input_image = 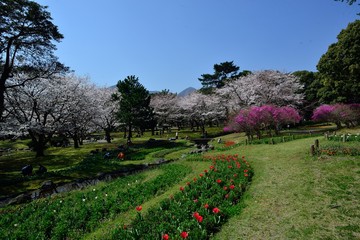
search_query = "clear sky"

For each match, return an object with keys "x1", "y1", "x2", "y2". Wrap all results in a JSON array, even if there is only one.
[{"x1": 34, "y1": 0, "x2": 359, "y2": 93}]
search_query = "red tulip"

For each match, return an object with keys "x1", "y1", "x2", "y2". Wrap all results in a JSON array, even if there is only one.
[
  {"x1": 180, "y1": 231, "x2": 188, "y2": 239},
  {"x1": 163, "y1": 234, "x2": 169, "y2": 240},
  {"x1": 213, "y1": 207, "x2": 220, "y2": 214},
  {"x1": 180, "y1": 186, "x2": 184, "y2": 191},
  {"x1": 117, "y1": 152, "x2": 125, "y2": 159},
  {"x1": 230, "y1": 185, "x2": 235, "y2": 190},
  {"x1": 136, "y1": 205, "x2": 142, "y2": 211},
  {"x1": 216, "y1": 179, "x2": 222, "y2": 184},
  {"x1": 204, "y1": 203, "x2": 209, "y2": 209}
]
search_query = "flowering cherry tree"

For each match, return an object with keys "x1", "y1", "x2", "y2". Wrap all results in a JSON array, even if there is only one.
[
  {"x1": 150, "y1": 91, "x2": 178, "y2": 127},
  {"x1": 59, "y1": 75, "x2": 99, "y2": 148},
  {"x1": 4, "y1": 76, "x2": 77, "y2": 156},
  {"x1": 177, "y1": 91, "x2": 226, "y2": 136},
  {"x1": 217, "y1": 70, "x2": 304, "y2": 114},
  {"x1": 92, "y1": 87, "x2": 119, "y2": 143}
]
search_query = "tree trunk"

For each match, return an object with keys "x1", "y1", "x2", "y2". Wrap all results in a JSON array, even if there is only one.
[
  {"x1": 73, "y1": 135, "x2": 80, "y2": 148},
  {"x1": 123, "y1": 127, "x2": 127, "y2": 139},
  {"x1": 256, "y1": 130, "x2": 261, "y2": 139},
  {"x1": 29, "y1": 131, "x2": 47, "y2": 157},
  {"x1": 0, "y1": 49, "x2": 12, "y2": 121},
  {"x1": 0, "y1": 83, "x2": 5, "y2": 121},
  {"x1": 201, "y1": 124, "x2": 206, "y2": 138},
  {"x1": 105, "y1": 129, "x2": 111, "y2": 143},
  {"x1": 34, "y1": 144, "x2": 45, "y2": 157},
  {"x1": 127, "y1": 123, "x2": 132, "y2": 142}
]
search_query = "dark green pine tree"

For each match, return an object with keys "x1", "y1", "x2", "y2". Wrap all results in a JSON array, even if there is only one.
[
  {"x1": 198, "y1": 61, "x2": 250, "y2": 94},
  {"x1": 113, "y1": 75, "x2": 155, "y2": 142}
]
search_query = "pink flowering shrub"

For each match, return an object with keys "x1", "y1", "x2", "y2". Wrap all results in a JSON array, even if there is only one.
[
  {"x1": 312, "y1": 104, "x2": 360, "y2": 128},
  {"x1": 225, "y1": 105, "x2": 301, "y2": 139}
]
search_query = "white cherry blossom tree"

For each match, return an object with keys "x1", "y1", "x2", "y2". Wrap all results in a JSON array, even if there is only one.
[
  {"x1": 216, "y1": 70, "x2": 304, "y2": 114},
  {"x1": 92, "y1": 87, "x2": 119, "y2": 143},
  {"x1": 4, "y1": 75, "x2": 76, "y2": 156}
]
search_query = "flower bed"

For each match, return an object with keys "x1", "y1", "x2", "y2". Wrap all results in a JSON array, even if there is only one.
[
  {"x1": 0, "y1": 164, "x2": 190, "y2": 240},
  {"x1": 111, "y1": 154, "x2": 253, "y2": 239},
  {"x1": 320, "y1": 142, "x2": 360, "y2": 156}
]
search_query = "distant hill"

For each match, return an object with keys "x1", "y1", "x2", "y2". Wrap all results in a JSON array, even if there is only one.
[
  {"x1": 178, "y1": 87, "x2": 196, "y2": 97},
  {"x1": 108, "y1": 85, "x2": 196, "y2": 97}
]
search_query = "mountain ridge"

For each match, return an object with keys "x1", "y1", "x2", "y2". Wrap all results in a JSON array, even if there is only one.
[{"x1": 109, "y1": 85, "x2": 196, "y2": 97}]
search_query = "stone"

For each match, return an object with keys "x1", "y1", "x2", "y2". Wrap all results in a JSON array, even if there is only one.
[
  {"x1": 40, "y1": 180, "x2": 55, "y2": 190},
  {"x1": 21, "y1": 165, "x2": 33, "y2": 176}
]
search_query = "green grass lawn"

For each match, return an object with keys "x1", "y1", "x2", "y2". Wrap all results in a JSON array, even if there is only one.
[
  {"x1": 213, "y1": 134, "x2": 360, "y2": 239},
  {"x1": 0, "y1": 127, "x2": 225, "y2": 198},
  {"x1": 0, "y1": 127, "x2": 359, "y2": 239}
]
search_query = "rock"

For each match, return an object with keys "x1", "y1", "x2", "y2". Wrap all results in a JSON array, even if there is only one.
[
  {"x1": 8, "y1": 194, "x2": 31, "y2": 205},
  {"x1": 40, "y1": 180, "x2": 55, "y2": 190},
  {"x1": 21, "y1": 165, "x2": 33, "y2": 176}
]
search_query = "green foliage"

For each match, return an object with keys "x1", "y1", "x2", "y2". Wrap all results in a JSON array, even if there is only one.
[
  {"x1": 317, "y1": 20, "x2": 360, "y2": 103},
  {"x1": 292, "y1": 70, "x2": 322, "y2": 119},
  {"x1": 198, "y1": 61, "x2": 250, "y2": 92},
  {"x1": 0, "y1": 0, "x2": 67, "y2": 118},
  {"x1": 113, "y1": 75, "x2": 155, "y2": 141}
]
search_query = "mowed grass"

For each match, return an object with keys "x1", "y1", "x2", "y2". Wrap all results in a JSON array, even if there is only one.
[{"x1": 213, "y1": 135, "x2": 360, "y2": 239}]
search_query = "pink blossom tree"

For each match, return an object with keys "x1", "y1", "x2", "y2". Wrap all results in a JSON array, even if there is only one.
[
  {"x1": 312, "y1": 104, "x2": 360, "y2": 128},
  {"x1": 225, "y1": 105, "x2": 301, "y2": 139}
]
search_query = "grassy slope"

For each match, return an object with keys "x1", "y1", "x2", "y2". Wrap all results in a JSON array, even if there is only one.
[{"x1": 213, "y1": 137, "x2": 360, "y2": 239}]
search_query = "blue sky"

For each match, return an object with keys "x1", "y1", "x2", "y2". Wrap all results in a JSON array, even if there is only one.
[{"x1": 34, "y1": 0, "x2": 359, "y2": 93}]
